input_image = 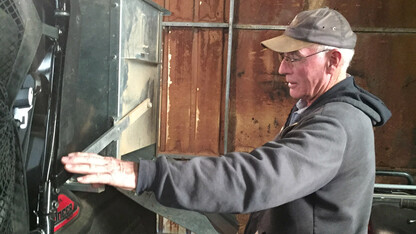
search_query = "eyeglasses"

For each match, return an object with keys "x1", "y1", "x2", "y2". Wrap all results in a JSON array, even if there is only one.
[{"x1": 278, "y1": 49, "x2": 331, "y2": 64}]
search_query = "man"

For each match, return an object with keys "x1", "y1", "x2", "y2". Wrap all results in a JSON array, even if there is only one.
[{"x1": 62, "y1": 7, "x2": 391, "y2": 233}]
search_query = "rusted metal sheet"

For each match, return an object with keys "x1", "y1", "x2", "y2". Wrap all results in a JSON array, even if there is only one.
[
  {"x1": 323, "y1": 0, "x2": 416, "y2": 28},
  {"x1": 235, "y1": 0, "x2": 416, "y2": 28},
  {"x1": 229, "y1": 29, "x2": 296, "y2": 152},
  {"x1": 236, "y1": 0, "x2": 304, "y2": 25},
  {"x1": 159, "y1": 0, "x2": 226, "y2": 22},
  {"x1": 159, "y1": 28, "x2": 225, "y2": 155},
  {"x1": 352, "y1": 33, "x2": 416, "y2": 170}
]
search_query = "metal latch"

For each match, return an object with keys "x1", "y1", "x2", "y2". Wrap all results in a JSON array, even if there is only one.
[{"x1": 13, "y1": 87, "x2": 34, "y2": 129}]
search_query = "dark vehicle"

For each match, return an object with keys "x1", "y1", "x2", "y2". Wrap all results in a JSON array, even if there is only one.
[
  {"x1": 1, "y1": 0, "x2": 71, "y2": 232},
  {"x1": 1, "y1": 0, "x2": 167, "y2": 233}
]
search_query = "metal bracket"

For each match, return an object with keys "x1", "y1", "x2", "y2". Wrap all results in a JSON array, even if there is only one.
[
  {"x1": 83, "y1": 98, "x2": 152, "y2": 153},
  {"x1": 64, "y1": 98, "x2": 152, "y2": 192},
  {"x1": 42, "y1": 23, "x2": 59, "y2": 39}
]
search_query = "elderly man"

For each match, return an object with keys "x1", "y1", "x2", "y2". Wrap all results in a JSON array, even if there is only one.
[{"x1": 62, "y1": 7, "x2": 391, "y2": 233}]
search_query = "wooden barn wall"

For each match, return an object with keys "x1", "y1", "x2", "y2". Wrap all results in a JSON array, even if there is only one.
[{"x1": 154, "y1": 0, "x2": 416, "y2": 174}]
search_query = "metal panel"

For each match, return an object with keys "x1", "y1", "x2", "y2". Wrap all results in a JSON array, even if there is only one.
[
  {"x1": 163, "y1": 0, "x2": 226, "y2": 22},
  {"x1": 230, "y1": 29, "x2": 296, "y2": 152},
  {"x1": 235, "y1": 0, "x2": 416, "y2": 28},
  {"x1": 120, "y1": 0, "x2": 160, "y2": 63},
  {"x1": 159, "y1": 28, "x2": 225, "y2": 155},
  {"x1": 324, "y1": 0, "x2": 416, "y2": 28},
  {"x1": 58, "y1": 0, "x2": 113, "y2": 157},
  {"x1": 117, "y1": 0, "x2": 163, "y2": 155},
  {"x1": 235, "y1": 0, "x2": 304, "y2": 25},
  {"x1": 58, "y1": 0, "x2": 167, "y2": 162},
  {"x1": 118, "y1": 60, "x2": 159, "y2": 156},
  {"x1": 351, "y1": 33, "x2": 416, "y2": 170}
]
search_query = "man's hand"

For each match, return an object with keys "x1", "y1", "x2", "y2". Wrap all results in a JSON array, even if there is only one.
[{"x1": 61, "y1": 152, "x2": 138, "y2": 191}]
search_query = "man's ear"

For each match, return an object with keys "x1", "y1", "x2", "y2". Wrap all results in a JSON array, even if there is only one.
[{"x1": 327, "y1": 50, "x2": 342, "y2": 72}]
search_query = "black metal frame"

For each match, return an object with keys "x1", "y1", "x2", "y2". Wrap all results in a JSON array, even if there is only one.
[{"x1": 1, "y1": 0, "x2": 70, "y2": 233}]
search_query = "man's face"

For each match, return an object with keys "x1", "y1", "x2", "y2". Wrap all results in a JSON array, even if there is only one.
[{"x1": 278, "y1": 46, "x2": 331, "y2": 106}]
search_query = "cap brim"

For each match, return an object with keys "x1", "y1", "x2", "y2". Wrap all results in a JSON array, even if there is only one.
[{"x1": 261, "y1": 34, "x2": 316, "y2": 53}]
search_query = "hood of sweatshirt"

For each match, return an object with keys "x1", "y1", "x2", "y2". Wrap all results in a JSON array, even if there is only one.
[{"x1": 303, "y1": 76, "x2": 392, "y2": 126}]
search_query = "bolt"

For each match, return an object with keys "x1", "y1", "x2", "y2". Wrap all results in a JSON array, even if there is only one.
[{"x1": 52, "y1": 200, "x2": 59, "y2": 209}]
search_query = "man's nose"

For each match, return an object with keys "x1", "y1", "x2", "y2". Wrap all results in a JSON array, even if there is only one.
[{"x1": 278, "y1": 60, "x2": 289, "y2": 76}]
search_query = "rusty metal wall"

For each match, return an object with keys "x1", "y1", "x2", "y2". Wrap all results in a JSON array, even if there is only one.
[
  {"x1": 158, "y1": 28, "x2": 225, "y2": 155},
  {"x1": 156, "y1": 0, "x2": 416, "y2": 171},
  {"x1": 155, "y1": 0, "x2": 227, "y2": 156}
]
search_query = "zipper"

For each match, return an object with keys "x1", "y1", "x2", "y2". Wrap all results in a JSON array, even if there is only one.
[{"x1": 277, "y1": 122, "x2": 299, "y2": 139}]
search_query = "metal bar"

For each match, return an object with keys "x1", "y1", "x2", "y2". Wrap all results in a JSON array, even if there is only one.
[
  {"x1": 124, "y1": 57, "x2": 161, "y2": 65},
  {"x1": 162, "y1": 22, "x2": 286, "y2": 30},
  {"x1": 352, "y1": 27, "x2": 416, "y2": 34},
  {"x1": 162, "y1": 21, "x2": 228, "y2": 28},
  {"x1": 159, "y1": 153, "x2": 215, "y2": 160},
  {"x1": 376, "y1": 170, "x2": 415, "y2": 185},
  {"x1": 236, "y1": 25, "x2": 416, "y2": 33},
  {"x1": 40, "y1": 180, "x2": 54, "y2": 234},
  {"x1": 108, "y1": 0, "x2": 121, "y2": 157},
  {"x1": 162, "y1": 22, "x2": 416, "y2": 34},
  {"x1": 373, "y1": 193, "x2": 416, "y2": 200},
  {"x1": 39, "y1": 43, "x2": 59, "y2": 234},
  {"x1": 65, "y1": 99, "x2": 152, "y2": 193},
  {"x1": 374, "y1": 183, "x2": 416, "y2": 190},
  {"x1": 223, "y1": 0, "x2": 234, "y2": 154},
  {"x1": 162, "y1": 22, "x2": 284, "y2": 30},
  {"x1": 234, "y1": 24, "x2": 287, "y2": 30},
  {"x1": 83, "y1": 121, "x2": 127, "y2": 153},
  {"x1": 83, "y1": 98, "x2": 152, "y2": 153},
  {"x1": 64, "y1": 180, "x2": 106, "y2": 193}
]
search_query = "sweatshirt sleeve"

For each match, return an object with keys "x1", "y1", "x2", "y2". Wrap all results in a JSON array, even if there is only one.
[{"x1": 136, "y1": 114, "x2": 347, "y2": 213}]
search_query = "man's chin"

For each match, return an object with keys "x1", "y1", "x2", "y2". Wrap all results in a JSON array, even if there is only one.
[{"x1": 289, "y1": 91, "x2": 301, "y2": 100}]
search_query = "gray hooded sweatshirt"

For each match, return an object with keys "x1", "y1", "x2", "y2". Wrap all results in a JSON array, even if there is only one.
[{"x1": 137, "y1": 76, "x2": 391, "y2": 234}]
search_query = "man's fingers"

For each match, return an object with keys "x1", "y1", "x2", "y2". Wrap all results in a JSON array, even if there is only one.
[
  {"x1": 62, "y1": 152, "x2": 111, "y2": 166},
  {"x1": 64, "y1": 163, "x2": 112, "y2": 174},
  {"x1": 77, "y1": 174, "x2": 112, "y2": 185}
]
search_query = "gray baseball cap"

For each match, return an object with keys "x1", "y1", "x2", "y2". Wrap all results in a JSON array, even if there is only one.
[{"x1": 262, "y1": 7, "x2": 357, "y2": 52}]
